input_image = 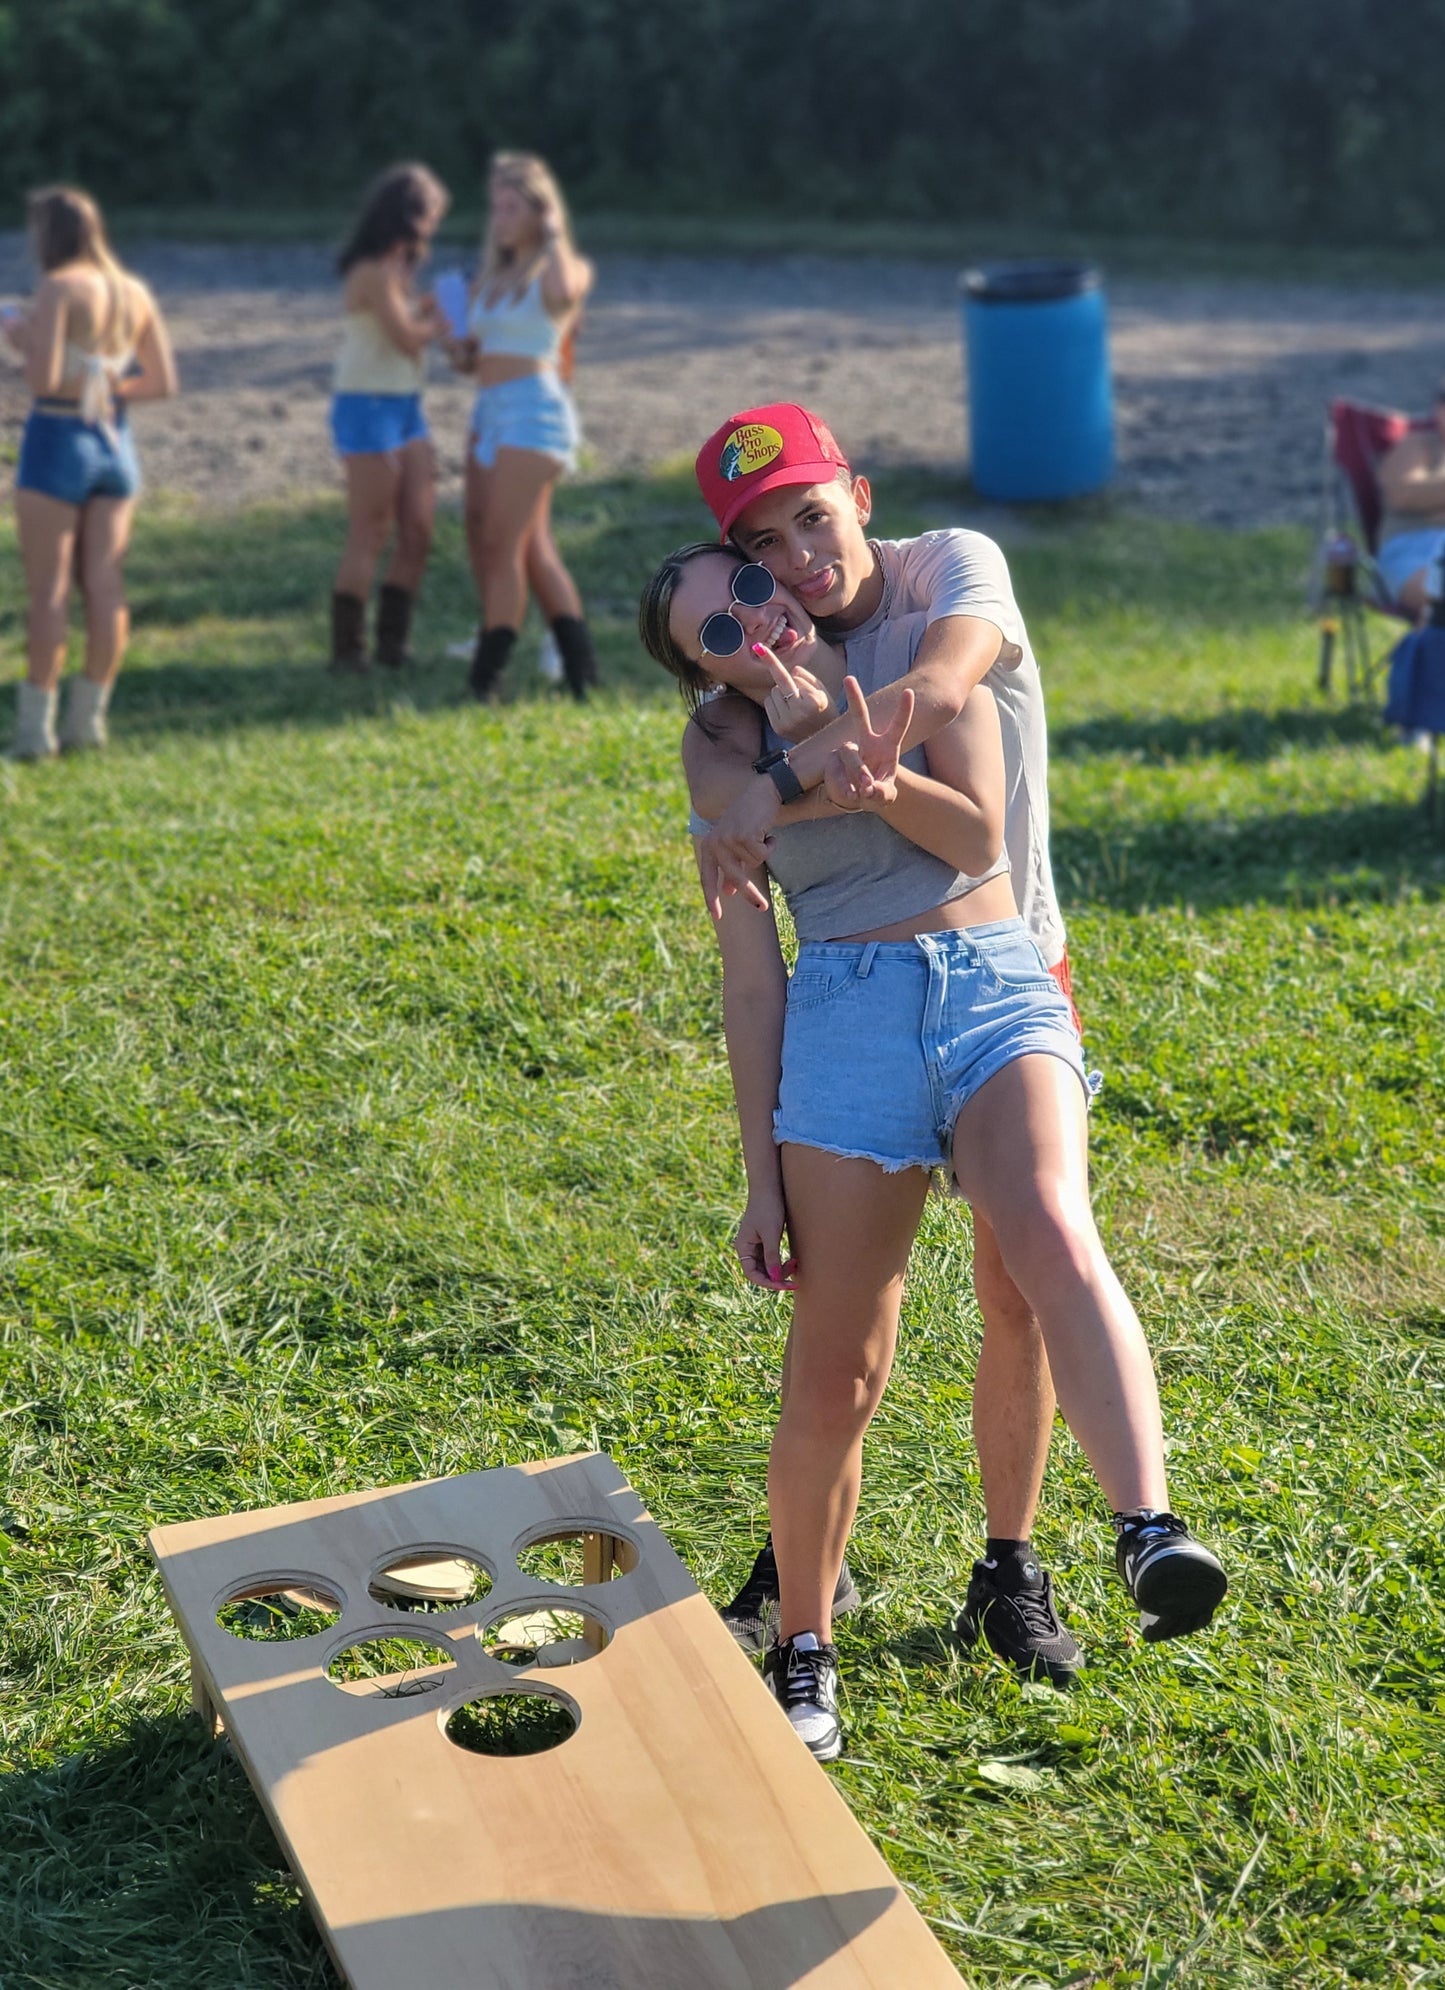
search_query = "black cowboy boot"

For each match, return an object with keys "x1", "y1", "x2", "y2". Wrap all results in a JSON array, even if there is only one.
[
  {"x1": 329, "y1": 591, "x2": 368, "y2": 674},
  {"x1": 468, "y1": 625, "x2": 518, "y2": 702},
  {"x1": 550, "y1": 614, "x2": 599, "y2": 702},
  {"x1": 374, "y1": 583, "x2": 414, "y2": 668}
]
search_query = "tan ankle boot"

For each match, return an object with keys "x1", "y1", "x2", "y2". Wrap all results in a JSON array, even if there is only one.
[
  {"x1": 10, "y1": 682, "x2": 59, "y2": 761},
  {"x1": 59, "y1": 675, "x2": 112, "y2": 751}
]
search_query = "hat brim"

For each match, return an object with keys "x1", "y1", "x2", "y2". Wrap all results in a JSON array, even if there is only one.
[{"x1": 714, "y1": 459, "x2": 842, "y2": 542}]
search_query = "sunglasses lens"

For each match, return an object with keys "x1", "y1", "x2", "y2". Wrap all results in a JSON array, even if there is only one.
[
  {"x1": 700, "y1": 612, "x2": 745, "y2": 657},
  {"x1": 732, "y1": 564, "x2": 776, "y2": 606}
]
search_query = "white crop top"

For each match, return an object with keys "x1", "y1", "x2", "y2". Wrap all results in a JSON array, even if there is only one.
[{"x1": 468, "y1": 276, "x2": 563, "y2": 364}]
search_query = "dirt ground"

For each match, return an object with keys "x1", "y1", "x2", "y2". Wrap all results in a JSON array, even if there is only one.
[{"x1": 2, "y1": 234, "x2": 1443, "y2": 529}]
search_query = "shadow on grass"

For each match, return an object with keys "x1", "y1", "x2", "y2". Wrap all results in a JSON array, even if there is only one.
[
  {"x1": 0, "y1": 1713, "x2": 332, "y2": 1988},
  {"x1": 1055, "y1": 793, "x2": 1445, "y2": 913},
  {"x1": 1052, "y1": 700, "x2": 1389, "y2": 766}
]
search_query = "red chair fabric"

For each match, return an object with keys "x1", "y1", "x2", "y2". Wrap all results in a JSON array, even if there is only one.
[{"x1": 1328, "y1": 398, "x2": 1428, "y2": 557}]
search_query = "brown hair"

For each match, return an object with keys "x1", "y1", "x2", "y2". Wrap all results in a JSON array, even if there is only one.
[
  {"x1": 637, "y1": 540, "x2": 754, "y2": 725},
  {"x1": 26, "y1": 185, "x2": 133, "y2": 352},
  {"x1": 337, "y1": 162, "x2": 449, "y2": 276}
]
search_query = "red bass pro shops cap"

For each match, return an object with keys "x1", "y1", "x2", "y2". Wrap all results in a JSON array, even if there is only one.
[{"x1": 695, "y1": 402, "x2": 851, "y2": 541}]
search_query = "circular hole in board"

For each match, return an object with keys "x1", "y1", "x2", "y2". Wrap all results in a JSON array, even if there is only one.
[
  {"x1": 327, "y1": 1634, "x2": 458, "y2": 1699},
  {"x1": 483, "y1": 1607, "x2": 608, "y2": 1668},
  {"x1": 217, "y1": 1581, "x2": 341, "y2": 1642},
  {"x1": 368, "y1": 1551, "x2": 492, "y2": 1615},
  {"x1": 444, "y1": 1688, "x2": 578, "y2": 1757},
  {"x1": 513, "y1": 1528, "x2": 639, "y2": 1587}
]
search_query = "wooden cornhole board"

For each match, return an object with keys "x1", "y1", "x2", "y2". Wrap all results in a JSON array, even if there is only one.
[{"x1": 149, "y1": 1452, "x2": 967, "y2": 1989}]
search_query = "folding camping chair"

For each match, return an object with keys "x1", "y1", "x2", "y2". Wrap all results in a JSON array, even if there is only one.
[
  {"x1": 1311, "y1": 398, "x2": 1428, "y2": 697},
  {"x1": 1315, "y1": 399, "x2": 1445, "y2": 827}
]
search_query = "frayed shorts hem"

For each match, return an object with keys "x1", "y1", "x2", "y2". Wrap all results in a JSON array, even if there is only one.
[{"x1": 772, "y1": 1132, "x2": 937, "y2": 1176}]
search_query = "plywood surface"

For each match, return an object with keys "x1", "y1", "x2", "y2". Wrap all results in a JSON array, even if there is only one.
[{"x1": 150, "y1": 1453, "x2": 967, "y2": 1989}]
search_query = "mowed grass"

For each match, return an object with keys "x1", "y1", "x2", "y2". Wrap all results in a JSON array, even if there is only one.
[{"x1": 1, "y1": 468, "x2": 1443, "y2": 1989}]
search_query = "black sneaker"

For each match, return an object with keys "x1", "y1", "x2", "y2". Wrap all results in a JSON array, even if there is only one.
[
  {"x1": 763, "y1": 1632, "x2": 843, "y2": 1762},
  {"x1": 719, "y1": 1536, "x2": 862, "y2": 1654},
  {"x1": 954, "y1": 1556, "x2": 1081, "y2": 1688},
  {"x1": 1114, "y1": 1510, "x2": 1228, "y2": 1641}
]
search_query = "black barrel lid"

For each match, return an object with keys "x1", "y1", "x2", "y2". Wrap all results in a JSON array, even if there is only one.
[{"x1": 961, "y1": 260, "x2": 1101, "y2": 303}]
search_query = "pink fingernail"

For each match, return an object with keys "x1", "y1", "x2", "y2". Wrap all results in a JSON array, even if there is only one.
[{"x1": 751, "y1": 643, "x2": 768, "y2": 657}]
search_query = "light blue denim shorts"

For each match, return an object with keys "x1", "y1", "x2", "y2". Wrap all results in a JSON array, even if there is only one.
[
  {"x1": 774, "y1": 919, "x2": 1093, "y2": 1181},
  {"x1": 471, "y1": 370, "x2": 579, "y2": 472},
  {"x1": 1377, "y1": 527, "x2": 1445, "y2": 600}
]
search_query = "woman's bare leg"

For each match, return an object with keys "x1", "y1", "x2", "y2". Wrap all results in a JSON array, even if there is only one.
[
  {"x1": 76, "y1": 497, "x2": 136, "y2": 684},
  {"x1": 473, "y1": 446, "x2": 558, "y2": 631},
  {"x1": 382, "y1": 437, "x2": 435, "y2": 594},
  {"x1": 523, "y1": 482, "x2": 582, "y2": 621},
  {"x1": 335, "y1": 452, "x2": 401, "y2": 600},
  {"x1": 769, "y1": 1147, "x2": 930, "y2": 1643},
  {"x1": 16, "y1": 490, "x2": 79, "y2": 689},
  {"x1": 950, "y1": 1055, "x2": 1167, "y2": 1514}
]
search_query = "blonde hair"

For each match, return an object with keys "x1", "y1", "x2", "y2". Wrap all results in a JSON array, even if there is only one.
[
  {"x1": 477, "y1": 151, "x2": 574, "y2": 304},
  {"x1": 26, "y1": 185, "x2": 134, "y2": 355}
]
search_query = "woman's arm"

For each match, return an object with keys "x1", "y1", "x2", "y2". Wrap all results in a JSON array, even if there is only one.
[
  {"x1": 116, "y1": 284, "x2": 178, "y2": 403},
  {"x1": 364, "y1": 261, "x2": 443, "y2": 357},
  {"x1": 708, "y1": 853, "x2": 794, "y2": 1289},
  {"x1": 1379, "y1": 431, "x2": 1445, "y2": 516},
  {"x1": 21, "y1": 278, "x2": 67, "y2": 398},
  {"x1": 537, "y1": 219, "x2": 592, "y2": 317}
]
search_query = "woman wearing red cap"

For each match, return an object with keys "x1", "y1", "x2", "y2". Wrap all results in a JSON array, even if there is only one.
[{"x1": 637, "y1": 416, "x2": 1228, "y2": 1758}]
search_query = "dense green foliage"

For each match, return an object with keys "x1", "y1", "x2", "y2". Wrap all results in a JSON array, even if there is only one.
[
  {"x1": 2, "y1": 474, "x2": 1444, "y2": 1985},
  {"x1": 2, "y1": 0, "x2": 1444, "y2": 246}
]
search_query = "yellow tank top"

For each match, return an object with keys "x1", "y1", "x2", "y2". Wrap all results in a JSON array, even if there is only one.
[{"x1": 334, "y1": 313, "x2": 424, "y2": 395}]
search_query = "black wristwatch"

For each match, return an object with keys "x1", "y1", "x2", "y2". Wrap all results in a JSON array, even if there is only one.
[{"x1": 753, "y1": 746, "x2": 805, "y2": 805}]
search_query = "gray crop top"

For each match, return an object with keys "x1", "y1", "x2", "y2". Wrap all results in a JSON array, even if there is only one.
[{"x1": 688, "y1": 607, "x2": 1010, "y2": 943}]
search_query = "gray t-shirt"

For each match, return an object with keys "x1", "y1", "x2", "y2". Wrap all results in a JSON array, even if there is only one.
[
  {"x1": 875, "y1": 530, "x2": 1065, "y2": 968},
  {"x1": 690, "y1": 609, "x2": 1009, "y2": 943}
]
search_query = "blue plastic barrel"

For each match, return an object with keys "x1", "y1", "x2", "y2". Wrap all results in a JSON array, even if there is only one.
[{"x1": 961, "y1": 261, "x2": 1115, "y2": 501}]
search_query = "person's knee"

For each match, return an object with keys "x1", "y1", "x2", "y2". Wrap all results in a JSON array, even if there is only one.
[
  {"x1": 785, "y1": 1357, "x2": 889, "y2": 1443},
  {"x1": 992, "y1": 1187, "x2": 1099, "y2": 1296}
]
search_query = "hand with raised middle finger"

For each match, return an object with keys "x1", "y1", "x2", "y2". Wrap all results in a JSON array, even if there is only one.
[{"x1": 754, "y1": 641, "x2": 834, "y2": 743}]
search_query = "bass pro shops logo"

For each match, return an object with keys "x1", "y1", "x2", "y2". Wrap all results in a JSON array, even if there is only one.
[{"x1": 719, "y1": 423, "x2": 784, "y2": 482}]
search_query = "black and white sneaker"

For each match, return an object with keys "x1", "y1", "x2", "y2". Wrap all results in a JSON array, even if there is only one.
[
  {"x1": 1114, "y1": 1510, "x2": 1228, "y2": 1641},
  {"x1": 719, "y1": 1535, "x2": 861, "y2": 1655},
  {"x1": 763, "y1": 1632, "x2": 843, "y2": 1762},
  {"x1": 954, "y1": 1555, "x2": 1081, "y2": 1688}
]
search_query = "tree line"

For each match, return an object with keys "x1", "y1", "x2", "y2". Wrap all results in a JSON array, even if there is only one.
[{"x1": 0, "y1": 0, "x2": 1436, "y2": 246}]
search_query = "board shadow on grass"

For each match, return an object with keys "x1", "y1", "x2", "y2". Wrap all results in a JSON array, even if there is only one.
[{"x1": 0, "y1": 1714, "x2": 334, "y2": 1989}]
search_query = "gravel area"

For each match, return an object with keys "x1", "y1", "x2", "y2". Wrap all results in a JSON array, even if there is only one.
[{"x1": 3, "y1": 235, "x2": 1444, "y2": 528}]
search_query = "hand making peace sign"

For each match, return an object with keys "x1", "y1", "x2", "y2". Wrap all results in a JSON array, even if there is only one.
[{"x1": 821, "y1": 676, "x2": 915, "y2": 813}]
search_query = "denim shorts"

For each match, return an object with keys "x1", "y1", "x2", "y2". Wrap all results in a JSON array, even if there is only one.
[
  {"x1": 1377, "y1": 527, "x2": 1445, "y2": 600},
  {"x1": 16, "y1": 402, "x2": 141, "y2": 505},
  {"x1": 330, "y1": 391, "x2": 428, "y2": 456},
  {"x1": 773, "y1": 919, "x2": 1094, "y2": 1181},
  {"x1": 471, "y1": 371, "x2": 579, "y2": 472}
]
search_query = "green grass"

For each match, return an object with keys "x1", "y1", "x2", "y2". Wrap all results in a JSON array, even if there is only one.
[{"x1": 1, "y1": 469, "x2": 1443, "y2": 1988}]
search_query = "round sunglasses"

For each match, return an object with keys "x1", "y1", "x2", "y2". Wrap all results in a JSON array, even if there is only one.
[{"x1": 699, "y1": 563, "x2": 777, "y2": 658}]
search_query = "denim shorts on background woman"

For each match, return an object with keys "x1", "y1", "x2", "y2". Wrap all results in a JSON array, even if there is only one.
[
  {"x1": 773, "y1": 919, "x2": 1095, "y2": 1183},
  {"x1": 17, "y1": 402, "x2": 141, "y2": 505},
  {"x1": 470, "y1": 370, "x2": 579, "y2": 473},
  {"x1": 329, "y1": 391, "x2": 428, "y2": 456}
]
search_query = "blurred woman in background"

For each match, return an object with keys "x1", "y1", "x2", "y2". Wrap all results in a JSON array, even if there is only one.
[
  {"x1": 330, "y1": 162, "x2": 449, "y2": 673},
  {"x1": 456, "y1": 152, "x2": 597, "y2": 701},
  {"x1": 4, "y1": 186, "x2": 176, "y2": 759}
]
